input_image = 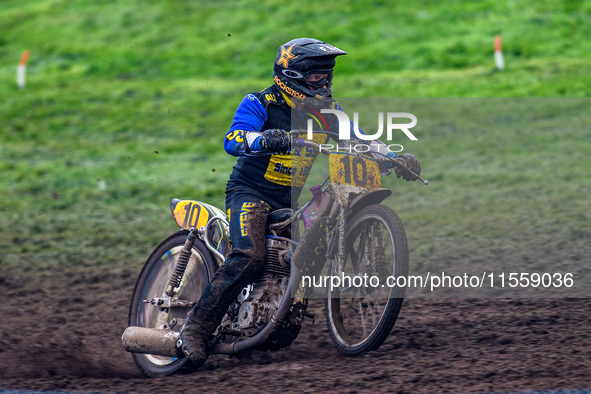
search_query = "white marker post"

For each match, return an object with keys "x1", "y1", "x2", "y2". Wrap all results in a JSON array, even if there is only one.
[
  {"x1": 494, "y1": 36, "x2": 504, "y2": 70},
  {"x1": 17, "y1": 50, "x2": 31, "y2": 89}
]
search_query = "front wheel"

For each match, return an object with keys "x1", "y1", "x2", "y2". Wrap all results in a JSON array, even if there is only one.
[
  {"x1": 128, "y1": 231, "x2": 218, "y2": 377},
  {"x1": 326, "y1": 204, "x2": 408, "y2": 357}
]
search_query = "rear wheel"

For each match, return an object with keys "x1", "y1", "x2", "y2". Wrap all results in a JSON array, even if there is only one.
[
  {"x1": 128, "y1": 231, "x2": 217, "y2": 377},
  {"x1": 326, "y1": 204, "x2": 408, "y2": 356}
]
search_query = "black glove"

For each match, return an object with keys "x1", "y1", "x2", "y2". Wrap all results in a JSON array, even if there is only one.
[
  {"x1": 391, "y1": 153, "x2": 421, "y2": 181},
  {"x1": 260, "y1": 129, "x2": 290, "y2": 154}
]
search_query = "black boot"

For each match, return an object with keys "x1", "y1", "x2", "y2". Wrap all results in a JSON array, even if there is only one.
[{"x1": 178, "y1": 316, "x2": 210, "y2": 367}]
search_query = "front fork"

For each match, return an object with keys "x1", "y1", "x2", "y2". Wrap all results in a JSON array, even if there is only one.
[{"x1": 334, "y1": 205, "x2": 347, "y2": 277}]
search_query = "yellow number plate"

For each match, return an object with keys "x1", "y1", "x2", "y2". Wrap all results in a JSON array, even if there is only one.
[
  {"x1": 171, "y1": 199, "x2": 225, "y2": 230},
  {"x1": 329, "y1": 153, "x2": 381, "y2": 190}
]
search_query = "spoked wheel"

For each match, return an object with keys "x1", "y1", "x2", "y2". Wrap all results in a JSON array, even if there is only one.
[
  {"x1": 128, "y1": 231, "x2": 217, "y2": 377},
  {"x1": 326, "y1": 204, "x2": 408, "y2": 356}
]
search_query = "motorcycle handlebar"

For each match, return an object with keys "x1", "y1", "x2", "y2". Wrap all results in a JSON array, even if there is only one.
[
  {"x1": 294, "y1": 137, "x2": 429, "y2": 185},
  {"x1": 296, "y1": 138, "x2": 330, "y2": 156}
]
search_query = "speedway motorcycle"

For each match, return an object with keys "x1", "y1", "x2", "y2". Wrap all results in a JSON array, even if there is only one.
[{"x1": 121, "y1": 133, "x2": 427, "y2": 377}]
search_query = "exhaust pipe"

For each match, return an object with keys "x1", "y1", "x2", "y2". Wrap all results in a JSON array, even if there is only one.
[{"x1": 121, "y1": 326, "x2": 184, "y2": 358}]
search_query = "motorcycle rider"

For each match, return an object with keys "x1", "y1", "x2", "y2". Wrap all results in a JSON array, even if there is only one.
[{"x1": 179, "y1": 38, "x2": 422, "y2": 367}]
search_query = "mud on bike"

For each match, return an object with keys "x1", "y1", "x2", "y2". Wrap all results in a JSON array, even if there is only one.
[{"x1": 121, "y1": 133, "x2": 427, "y2": 377}]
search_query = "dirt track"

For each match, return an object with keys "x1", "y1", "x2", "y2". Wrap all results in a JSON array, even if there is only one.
[{"x1": 1, "y1": 263, "x2": 590, "y2": 393}]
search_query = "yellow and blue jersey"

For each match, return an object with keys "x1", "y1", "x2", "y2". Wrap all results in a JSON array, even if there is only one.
[{"x1": 224, "y1": 85, "x2": 332, "y2": 205}]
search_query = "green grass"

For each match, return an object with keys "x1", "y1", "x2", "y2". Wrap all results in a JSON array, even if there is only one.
[{"x1": 0, "y1": 0, "x2": 589, "y2": 280}]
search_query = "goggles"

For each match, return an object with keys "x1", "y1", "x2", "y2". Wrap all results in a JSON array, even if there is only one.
[{"x1": 281, "y1": 68, "x2": 334, "y2": 89}]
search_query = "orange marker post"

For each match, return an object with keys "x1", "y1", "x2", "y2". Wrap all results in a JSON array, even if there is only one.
[
  {"x1": 17, "y1": 50, "x2": 31, "y2": 88},
  {"x1": 494, "y1": 36, "x2": 504, "y2": 70}
]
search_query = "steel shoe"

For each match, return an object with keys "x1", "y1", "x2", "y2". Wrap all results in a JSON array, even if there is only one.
[{"x1": 178, "y1": 317, "x2": 210, "y2": 367}]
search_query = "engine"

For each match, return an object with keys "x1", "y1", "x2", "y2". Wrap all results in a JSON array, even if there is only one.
[{"x1": 216, "y1": 237, "x2": 302, "y2": 348}]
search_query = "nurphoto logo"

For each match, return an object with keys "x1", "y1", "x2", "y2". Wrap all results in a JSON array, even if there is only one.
[{"x1": 307, "y1": 109, "x2": 418, "y2": 153}]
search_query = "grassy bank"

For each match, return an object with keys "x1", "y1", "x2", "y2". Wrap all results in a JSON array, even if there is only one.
[{"x1": 0, "y1": 0, "x2": 589, "y2": 277}]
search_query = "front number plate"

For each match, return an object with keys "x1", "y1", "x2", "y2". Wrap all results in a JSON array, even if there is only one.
[{"x1": 329, "y1": 153, "x2": 381, "y2": 190}]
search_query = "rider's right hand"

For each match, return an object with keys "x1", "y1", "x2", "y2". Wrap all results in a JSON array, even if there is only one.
[{"x1": 259, "y1": 129, "x2": 291, "y2": 154}]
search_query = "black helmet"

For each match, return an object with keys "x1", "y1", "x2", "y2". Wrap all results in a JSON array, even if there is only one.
[{"x1": 273, "y1": 38, "x2": 347, "y2": 100}]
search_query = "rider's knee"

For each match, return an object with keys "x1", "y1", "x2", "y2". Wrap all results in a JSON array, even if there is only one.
[{"x1": 232, "y1": 247, "x2": 266, "y2": 269}]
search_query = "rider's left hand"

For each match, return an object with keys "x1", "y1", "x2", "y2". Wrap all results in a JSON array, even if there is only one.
[{"x1": 386, "y1": 152, "x2": 422, "y2": 181}]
